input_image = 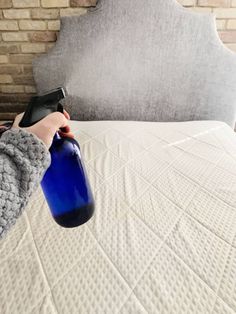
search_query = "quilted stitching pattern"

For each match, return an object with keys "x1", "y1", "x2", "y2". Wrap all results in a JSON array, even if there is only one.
[{"x1": 0, "y1": 120, "x2": 236, "y2": 313}]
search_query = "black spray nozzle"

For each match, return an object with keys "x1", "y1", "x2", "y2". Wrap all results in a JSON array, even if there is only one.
[{"x1": 19, "y1": 87, "x2": 67, "y2": 128}]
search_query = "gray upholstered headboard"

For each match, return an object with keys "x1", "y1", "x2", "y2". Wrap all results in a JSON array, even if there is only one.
[{"x1": 33, "y1": 0, "x2": 236, "y2": 127}]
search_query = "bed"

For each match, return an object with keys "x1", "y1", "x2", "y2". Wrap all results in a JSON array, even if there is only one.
[{"x1": 1, "y1": 0, "x2": 236, "y2": 313}]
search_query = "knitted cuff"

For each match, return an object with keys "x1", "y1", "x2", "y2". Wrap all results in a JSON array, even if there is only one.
[{"x1": 0, "y1": 128, "x2": 51, "y2": 177}]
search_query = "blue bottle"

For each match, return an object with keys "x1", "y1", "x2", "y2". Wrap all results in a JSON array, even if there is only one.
[
  {"x1": 19, "y1": 87, "x2": 95, "y2": 228},
  {"x1": 41, "y1": 133, "x2": 94, "y2": 227}
]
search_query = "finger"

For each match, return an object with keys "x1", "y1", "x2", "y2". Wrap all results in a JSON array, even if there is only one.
[
  {"x1": 12, "y1": 112, "x2": 25, "y2": 128},
  {"x1": 60, "y1": 125, "x2": 71, "y2": 133},
  {"x1": 58, "y1": 131, "x2": 74, "y2": 139},
  {"x1": 42, "y1": 112, "x2": 68, "y2": 130},
  {"x1": 63, "y1": 110, "x2": 70, "y2": 120}
]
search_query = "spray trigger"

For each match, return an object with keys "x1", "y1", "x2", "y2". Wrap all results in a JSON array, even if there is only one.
[{"x1": 19, "y1": 87, "x2": 66, "y2": 128}]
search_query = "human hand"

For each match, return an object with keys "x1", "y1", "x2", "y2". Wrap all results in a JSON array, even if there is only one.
[{"x1": 12, "y1": 110, "x2": 74, "y2": 149}]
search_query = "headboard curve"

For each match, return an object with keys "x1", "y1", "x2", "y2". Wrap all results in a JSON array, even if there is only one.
[{"x1": 33, "y1": 0, "x2": 236, "y2": 127}]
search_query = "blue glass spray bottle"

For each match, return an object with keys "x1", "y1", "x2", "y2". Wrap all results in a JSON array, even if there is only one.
[{"x1": 19, "y1": 87, "x2": 95, "y2": 227}]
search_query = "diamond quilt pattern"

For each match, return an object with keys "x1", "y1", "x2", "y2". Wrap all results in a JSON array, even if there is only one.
[{"x1": 0, "y1": 120, "x2": 236, "y2": 313}]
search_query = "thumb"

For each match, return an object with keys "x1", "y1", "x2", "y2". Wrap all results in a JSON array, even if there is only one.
[{"x1": 12, "y1": 112, "x2": 25, "y2": 129}]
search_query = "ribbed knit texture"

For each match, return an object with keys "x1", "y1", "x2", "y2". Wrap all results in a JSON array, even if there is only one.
[{"x1": 0, "y1": 128, "x2": 51, "y2": 239}]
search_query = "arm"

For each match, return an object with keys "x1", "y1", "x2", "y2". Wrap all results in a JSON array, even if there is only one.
[
  {"x1": 0, "y1": 128, "x2": 50, "y2": 239},
  {"x1": 0, "y1": 110, "x2": 73, "y2": 239}
]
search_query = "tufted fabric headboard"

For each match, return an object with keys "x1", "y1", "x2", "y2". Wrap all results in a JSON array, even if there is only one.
[{"x1": 33, "y1": 0, "x2": 236, "y2": 127}]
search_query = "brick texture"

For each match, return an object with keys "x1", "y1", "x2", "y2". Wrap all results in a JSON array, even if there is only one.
[
  {"x1": 0, "y1": 74, "x2": 13, "y2": 84},
  {"x1": 31, "y1": 8, "x2": 59, "y2": 19},
  {"x1": 41, "y1": 0, "x2": 69, "y2": 8},
  {"x1": 0, "y1": 55, "x2": 9, "y2": 63},
  {"x1": 29, "y1": 31, "x2": 57, "y2": 42},
  {"x1": 0, "y1": 20, "x2": 18, "y2": 30},
  {"x1": 70, "y1": 0, "x2": 97, "y2": 7},
  {"x1": 2, "y1": 32, "x2": 28, "y2": 41},
  {"x1": 3, "y1": 9, "x2": 31, "y2": 19},
  {"x1": 1, "y1": 0, "x2": 236, "y2": 117},
  {"x1": 0, "y1": 0, "x2": 12, "y2": 9},
  {"x1": 12, "y1": 0, "x2": 40, "y2": 8},
  {"x1": 19, "y1": 20, "x2": 47, "y2": 30},
  {"x1": 198, "y1": 0, "x2": 230, "y2": 6}
]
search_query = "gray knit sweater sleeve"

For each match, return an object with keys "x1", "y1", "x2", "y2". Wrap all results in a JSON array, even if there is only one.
[{"x1": 0, "y1": 128, "x2": 51, "y2": 239}]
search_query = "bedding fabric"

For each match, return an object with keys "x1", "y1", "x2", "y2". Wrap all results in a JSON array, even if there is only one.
[
  {"x1": 33, "y1": 0, "x2": 236, "y2": 127},
  {"x1": 1, "y1": 120, "x2": 236, "y2": 314}
]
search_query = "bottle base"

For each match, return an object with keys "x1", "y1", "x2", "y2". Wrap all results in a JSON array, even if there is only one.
[{"x1": 53, "y1": 203, "x2": 95, "y2": 228}]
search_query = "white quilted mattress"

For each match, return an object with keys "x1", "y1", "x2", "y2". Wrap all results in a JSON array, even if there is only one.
[{"x1": 1, "y1": 120, "x2": 236, "y2": 314}]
